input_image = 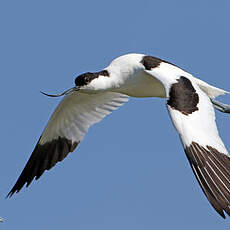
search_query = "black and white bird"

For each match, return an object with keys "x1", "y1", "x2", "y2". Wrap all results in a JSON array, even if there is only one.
[{"x1": 8, "y1": 53, "x2": 230, "y2": 218}]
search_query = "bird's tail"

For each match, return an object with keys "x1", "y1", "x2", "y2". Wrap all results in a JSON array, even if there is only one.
[{"x1": 195, "y1": 78, "x2": 229, "y2": 99}]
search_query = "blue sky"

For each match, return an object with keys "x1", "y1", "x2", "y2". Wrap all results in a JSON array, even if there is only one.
[{"x1": 1, "y1": 0, "x2": 230, "y2": 229}]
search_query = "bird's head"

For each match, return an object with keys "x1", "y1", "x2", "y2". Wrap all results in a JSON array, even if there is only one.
[
  {"x1": 40, "y1": 70, "x2": 110, "y2": 97},
  {"x1": 74, "y1": 70, "x2": 110, "y2": 91}
]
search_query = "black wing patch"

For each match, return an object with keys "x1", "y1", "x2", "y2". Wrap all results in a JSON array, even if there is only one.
[
  {"x1": 185, "y1": 142, "x2": 230, "y2": 218},
  {"x1": 7, "y1": 137, "x2": 79, "y2": 197},
  {"x1": 167, "y1": 76, "x2": 199, "y2": 115},
  {"x1": 141, "y1": 55, "x2": 176, "y2": 70}
]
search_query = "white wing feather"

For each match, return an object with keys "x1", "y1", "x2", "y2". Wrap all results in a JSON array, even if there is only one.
[
  {"x1": 40, "y1": 91, "x2": 129, "y2": 145},
  {"x1": 7, "y1": 91, "x2": 128, "y2": 196}
]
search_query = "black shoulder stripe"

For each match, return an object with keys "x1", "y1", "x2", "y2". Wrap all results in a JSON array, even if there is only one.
[
  {"x1": 141, "y1": 55, "x2": 176, "y2": 70},
  {"x1": 167, "y1": 76, "x2": 199, "y2": 115}
]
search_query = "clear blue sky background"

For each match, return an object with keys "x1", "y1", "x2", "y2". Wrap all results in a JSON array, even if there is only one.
[{"x1": 1, "y1": 0, "x2": 230, "y2": 229}]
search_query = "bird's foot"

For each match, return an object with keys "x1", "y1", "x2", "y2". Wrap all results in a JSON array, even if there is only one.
[{"x1": 211, "y1": 99, "x2": 230, "y2": 114}]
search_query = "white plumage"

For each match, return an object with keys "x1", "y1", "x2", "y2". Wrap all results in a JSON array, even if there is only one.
[
  {"x1": 40, "y1": 92, "x2": 129, "y2": 145},
  {"x1": 8, "y1": 53, "x2": 230, "y2": 218}
]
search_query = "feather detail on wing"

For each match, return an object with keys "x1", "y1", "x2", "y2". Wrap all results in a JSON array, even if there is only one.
[
  {"x1": 8, "y1": 92, "x2": 128, "y2": 197},
  {"x1": 185, "y1": 142, "x2": 230, "y2": 218},
  {"x1": 165, "y1": 76, "x2": 230, "y2": 218}
]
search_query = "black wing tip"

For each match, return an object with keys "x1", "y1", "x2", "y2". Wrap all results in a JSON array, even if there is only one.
[
  {"x1": 6, "y1": 178, "x2": 32, "y2": 198},
  {"x1": 6, "y1": 191, "x2": 16, "y2": 199},
  {"x1": 185, "y1": 142, "x2": 230, "y2": 219},
  {"x1": 220, "y1": 212, "x2": 226, "y2": 219},
  {"x1": 6, "y1": 187, "x2": 20, "y2": 198},
  {"x1": 7, "y1": 137, "x2": 79, "y2": 197},
  {"x1": 6, "y1": 191, "x2": 13, "y2": 198},
  {"x1": 218, "y1": 207, "x2": 230, "y2": 219}
]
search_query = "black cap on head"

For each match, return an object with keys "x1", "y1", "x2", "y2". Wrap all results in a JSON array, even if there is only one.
[{"x1": 75, "y1": 70, "x2": 109, "y2": 87}]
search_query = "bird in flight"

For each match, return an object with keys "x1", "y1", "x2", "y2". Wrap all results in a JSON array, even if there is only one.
[{"x1": 8, "y1": 53, "x2": 230, "y2": 218}]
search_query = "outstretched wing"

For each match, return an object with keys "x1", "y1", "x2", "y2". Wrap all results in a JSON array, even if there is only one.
[
  {"x1": 166, "y1": 76, "x2": 230, "y2": 218},
  {"x1": 142, "y1": 58, "x2": 230, "y2": 218},
  {"x1": 8, "y1": 91, "x2": 129, "y2": 197}
]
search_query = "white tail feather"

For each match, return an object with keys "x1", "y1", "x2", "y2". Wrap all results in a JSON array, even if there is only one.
[{"x1": 195, "y1": 78, "x2": 229, "y2": 98}]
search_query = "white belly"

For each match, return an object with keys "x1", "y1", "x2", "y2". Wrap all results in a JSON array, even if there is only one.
[{"x1": 113, "y1": 71, "x2": 166, "y2": 98}]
